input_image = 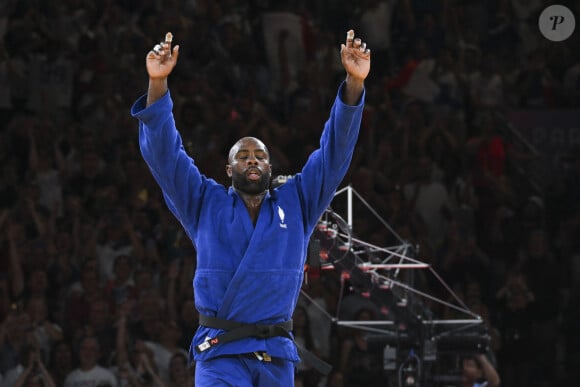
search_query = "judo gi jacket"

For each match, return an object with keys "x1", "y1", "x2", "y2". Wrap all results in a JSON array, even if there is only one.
[{"x1": 131, "y1": 82, "x2": 365, "y2": 364}]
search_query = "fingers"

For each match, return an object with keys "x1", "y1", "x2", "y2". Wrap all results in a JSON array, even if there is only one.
[
  {"x1": 343, "y1": 30, "x2": 371, "y2": 58},
  {"x1": 352, "y1": 37, "x2": 370, "y2": 56},
  {"x1": 165, "y1": 32, "x2": 173, "y2": 58},
  {"x1": 346, "y1": 29, "x2": 355, "y2": 48},
  {"x1": 151, "y1": 42, "x2": 170, "y2": 56},
  {"x1": 149, "y1": 32, "x2": 175, "y2": 59}
]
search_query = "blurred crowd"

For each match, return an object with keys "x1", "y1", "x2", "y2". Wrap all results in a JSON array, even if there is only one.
[{"x1": 1, "y1": 0, "x2": 580, "y2": 386}]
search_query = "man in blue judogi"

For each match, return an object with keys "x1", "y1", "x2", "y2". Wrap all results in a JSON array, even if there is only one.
[{"x1": 131, "y1": 29, "x2": 371, "y2": 387}]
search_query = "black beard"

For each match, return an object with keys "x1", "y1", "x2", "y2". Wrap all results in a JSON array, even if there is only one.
[{"x1": 232, "y1": 170, "x2": 271, "y2": 194}]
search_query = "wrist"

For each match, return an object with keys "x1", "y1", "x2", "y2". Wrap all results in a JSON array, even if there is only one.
[
  {"x1": 149, "y1": 75, "x2": 168, "y2": 82},
  {"x1": 147, "y1": 78, "x2": 169, "y2": 106},
  {"x1": 345, "y1": 74, "x2": 364, "y2": 90},
  {"x1": 343, "y1": 75, "x2": 365, "y2": 105},
  {"x1": 148, "y1": 77, "x2": 168, "y2": 91}
]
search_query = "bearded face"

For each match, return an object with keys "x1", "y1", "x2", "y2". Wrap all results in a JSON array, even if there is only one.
[
  {"x1": 226, "y1": 137, "x2": 272, "y2": 195},
  {"x1": 231, "y1": 166, "x2": 271, "y2": 194}
]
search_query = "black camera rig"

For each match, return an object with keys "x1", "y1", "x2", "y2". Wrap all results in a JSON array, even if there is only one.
[{"x1": 301, "y1": 186, "x2": 492, "y2": 386}]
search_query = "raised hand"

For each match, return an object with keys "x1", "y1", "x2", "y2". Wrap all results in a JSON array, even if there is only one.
[
  {"x1": 146, "y1": 32, "x2": 180, "y2": 105},
  {"x1": 340, "y1": 30, "x2": 371, "y2": 83},
  {"x1": 146, "y1": 32, "x2": 180, "y2": 80}
]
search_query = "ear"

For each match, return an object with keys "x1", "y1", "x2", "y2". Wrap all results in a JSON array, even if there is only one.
[{"x1": 226, "y1": 164, "x2": 232, "y2": 178}]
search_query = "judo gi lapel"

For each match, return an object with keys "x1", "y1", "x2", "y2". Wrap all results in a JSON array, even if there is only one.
[{"x1": 217, "y1": 191, "x2": 272, "y2": 319}]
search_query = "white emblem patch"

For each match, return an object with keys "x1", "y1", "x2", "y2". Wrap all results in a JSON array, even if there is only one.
[{"x1": 278, "y1": 206, "x2": 287, "y2": 228}]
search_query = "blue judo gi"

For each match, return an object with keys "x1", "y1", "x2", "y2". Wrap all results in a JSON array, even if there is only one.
[{"x1": 131, "y1": 82, "x2": 365, "y2": 386}]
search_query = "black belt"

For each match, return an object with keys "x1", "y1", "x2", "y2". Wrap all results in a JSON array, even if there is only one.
[
  {"x1": 196, "y1": 314, "x2": 332, "y2": 375},
  {"x1": 222, "y1": 352, "x2": 273, "y2": 362}
]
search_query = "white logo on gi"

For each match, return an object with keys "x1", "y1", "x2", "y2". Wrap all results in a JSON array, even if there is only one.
[{"x1": 278, "y1": 206, "x2": 287, "y2": 228}]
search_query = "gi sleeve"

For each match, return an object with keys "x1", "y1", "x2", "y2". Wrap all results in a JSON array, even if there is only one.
[
  {"x1": 296, "y1": 81, "x2": 365, "y2": 230},
  {"x1": 131, "y1": 91, "x2": 205, "y2": 233}
]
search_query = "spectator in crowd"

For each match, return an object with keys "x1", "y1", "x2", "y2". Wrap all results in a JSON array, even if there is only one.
[
  {"x1": 47, "y1": 340, "x2": 74, "y2": 387},
  {"x1": 132, "y1": 340, "x2": 167, "y2": 387},
  {"x1": 64, "y1": 259, "x2": 105, "y2": 336},
  {"x1": 0, "y1": 307, "x2": 35, "y2": 376},
  {"x1": 460, "y1": 353, "x2": 500, "y2": 387},
  {"x1": 23, "y1": 295, "x2": 63, "y2": 364},
  {"x1": 403, "y1": 155, "x2": 455, "y2": 250},
  {"x1": 495, "y1": 270, "x2": 535, "y2": 387},
  {"x1": 104, "y1": 254, "x2": 137, "y2": 313},
  {"x1": 339, "y1": 308, "x2": 386, "y2": 387},
  {"x1": 167, "y1": 352, "x2": 194, "y2": 387},
  {"x1": 143, "y1": 319, "x2": 188, "y2": 384},
  {"x1": 9, "y1": 345, "x2": 56, "y2": 387},
  {"x1": 63, "y1": 336, "x2": 117, "y2": 387}
]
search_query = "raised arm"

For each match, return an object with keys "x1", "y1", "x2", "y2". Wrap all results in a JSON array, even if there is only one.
[
  {"x1": 145, "y1": 32, "x2": 180, "y2": 107},
  {"x1": 341, "y1": 29, "x2": 371, "y2": 105},
  {"x1": 296, "y1": 30, "x2": 371, "y2": 226},
  {"x1": 132, "y1": 33, "x2": 208, "y2": 233}
]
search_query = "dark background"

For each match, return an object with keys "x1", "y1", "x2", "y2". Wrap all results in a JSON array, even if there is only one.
[{"x1": 0, "y1": 0, "x2": 579, "y2": 386}]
